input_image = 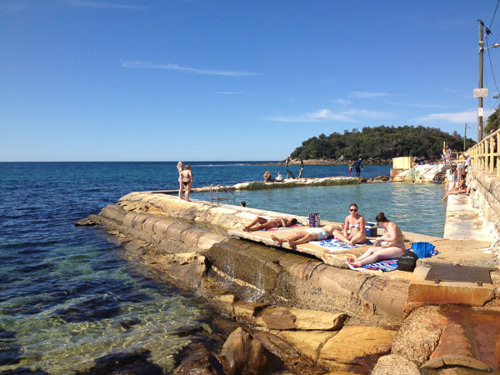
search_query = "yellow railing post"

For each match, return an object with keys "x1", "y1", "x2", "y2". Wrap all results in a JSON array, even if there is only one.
[
  {"x1": 490, "y1": 135, "x2": 494, "y2": 173},
  {"x1": 495, "y1": 131, "x2": 500, "y2": 177},
  {"x1": 465, "y1": 128, "x2": 500, "y2": 177}
]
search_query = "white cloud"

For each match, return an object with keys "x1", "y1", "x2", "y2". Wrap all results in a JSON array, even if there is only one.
[
  {"x1": 441, "y1": 88, "x2": 467, "y2": 94},
  {"x1": 267, "y1": 108, "x2": 390, "y2": 123},
  {"x1": 417, "y1": 110, "x2": 477, "y2": 124},
  {"x1": 121, "y1": 60, "x2": 259, "y2": 77},
  {"x1": 333, "y1": 98, "x2": 352, "y2": 106},
  {"x1": 349, "y1": 91, "x2": 391, "y2": 99},
  {"x1": 388, "y1": 101, "x2": 447, "y2": 109}
]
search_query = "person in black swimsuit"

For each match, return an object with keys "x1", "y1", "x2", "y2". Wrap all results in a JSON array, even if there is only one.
[
  {"x1": 354, "y1": 158, "x2": 363, "y2": 177},
  {"x1": 179, "y1": 165, "x2": 193, "y2": 201}
]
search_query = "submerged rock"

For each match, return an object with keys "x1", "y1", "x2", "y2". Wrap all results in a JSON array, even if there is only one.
[
  {"x1": 173, "y1": 343, "x2": 225, "y2": 375},
  {"x1": 0, "y1": 330, "x2": 21, "y2": 366},
  {"x1": 76, "y1": 348, "x2": 163, "y2": 375}
]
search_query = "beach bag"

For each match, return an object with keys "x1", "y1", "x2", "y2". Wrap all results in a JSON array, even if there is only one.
[
  {"x1": 397, "y1": 250, "x2": 418, "y2": 272},
  {"x1": 411, "y1": 242, "x2": 435, "y2": 259},
  {"x1": 308, "y1": 213, "x2": 321, "y2": 228}
]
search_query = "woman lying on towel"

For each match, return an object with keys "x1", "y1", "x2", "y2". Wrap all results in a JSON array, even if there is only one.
[
  {"x1": 333, "y1": 203, "x2": 367, "y2": 245},
  {"x1": 243, "y1": 216, "x2": 298, "y2": 232},
  {"x1": 347, "y1": 212, "x2": 405, "y2": 267},
  {"x1": 271, "y1": 225, "x2": 337, "y2": 247}
]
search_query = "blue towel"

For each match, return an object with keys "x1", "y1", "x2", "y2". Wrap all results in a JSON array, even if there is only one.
[
  {"x1": 310, "y1": 238, "x2": 373, "y2": 252},
  {"x1": 348, "y1": 248, "x2": 439, "y2": 272},
  {"x1": 348, "y1": 259, "x2": 398, "y2": 272},
  {"x1": 411, "y1": 242, "x2": 436, "y2": 258}
]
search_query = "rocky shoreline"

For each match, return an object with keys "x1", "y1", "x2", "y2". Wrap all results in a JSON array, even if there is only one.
[{"x1": 261, "y1": 158, "x2": 393, "y2": 166}]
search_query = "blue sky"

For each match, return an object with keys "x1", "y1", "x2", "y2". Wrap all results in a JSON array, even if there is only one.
[{"x1": 1, "y1": 0, "x2": 500, "y2": 161}]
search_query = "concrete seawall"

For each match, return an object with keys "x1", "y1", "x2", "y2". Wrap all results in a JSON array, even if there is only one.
[
  {"x1": 468, "y1": 168, "x2": 500, "y2": 245},
  {"x1": 78, "y1": 177, "x2": 500, "y2": 373}
]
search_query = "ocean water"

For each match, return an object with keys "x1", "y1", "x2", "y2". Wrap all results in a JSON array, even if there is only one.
[{"x1": 0, "y1": 162, "x2": 446, "y2": 374}]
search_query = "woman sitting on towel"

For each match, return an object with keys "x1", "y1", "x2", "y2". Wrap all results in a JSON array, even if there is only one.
[
  {"x1": 347, "y1": 212, "x2": 405, "y2": 267},
  {"x1": 243, "y1": 216, "x2": 298, "y2": 232},
  {"x1": 271, "y1": 225, "x2": 337, "y2": 247},
  {"x1": 333, "y1": 203, "x2": 366, "y2": 245}
]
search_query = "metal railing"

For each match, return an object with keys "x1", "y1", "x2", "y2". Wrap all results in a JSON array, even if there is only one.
[
  {"x1": 209, "y1": 184, "x2": 235, "y2": 205},
  {"x1": 467, "y1": 128, "x2": 500, "y2": 177}
]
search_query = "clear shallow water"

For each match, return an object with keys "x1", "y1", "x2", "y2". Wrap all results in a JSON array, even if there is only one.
[
  {"x1": 0, "y1": 162, "x2": 445, "y2": 373},
  {"x1": 199, "y1": 182, "x2": 446, "y2": 238}
]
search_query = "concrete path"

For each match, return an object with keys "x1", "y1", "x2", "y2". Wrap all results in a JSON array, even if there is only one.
[{"x1": 443, "y1": 194, "x2": 491, "y2": 242}]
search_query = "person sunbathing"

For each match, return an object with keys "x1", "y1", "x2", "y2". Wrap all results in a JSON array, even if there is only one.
[
  {"x1": 333, "y1": 203, "x2": 367, "y2": 245},
  {"x1": 243, "y1": 216, "x2": 298, "y2": 232},
  {"x1": 441, "y1": 179, "x2": 469, "y2": 201},
  {"x1": 271, "y1": 225, "x2": 337, "y2": 247},
  {"x1": 347, "y1": 212, "x2": 405, "y2": 267}
]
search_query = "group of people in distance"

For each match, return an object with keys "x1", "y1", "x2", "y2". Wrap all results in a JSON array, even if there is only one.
[
  {"x1": 263, "y1": 171, "x2": 284, "y2": 182},
  {"x1": 243, "y1": 203, "x2": 406, "y2": 268},
  {"x1": 441, "y1": 153, "x2": 471, "y2": 201}
]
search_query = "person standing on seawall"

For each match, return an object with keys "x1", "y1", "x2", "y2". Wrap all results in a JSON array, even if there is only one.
[
  {"x1": 298, "y1": 159, "x2": 304, "y2": 178},
  {"x1": 180, "y1": 165, "x2": 193, "y2": 201},
  {"x1": 177, "y1": 161, "x2": 184, "y2": 199},
  {"x1": 354, "y1": 158, "x2": 363, "y2": 177}
]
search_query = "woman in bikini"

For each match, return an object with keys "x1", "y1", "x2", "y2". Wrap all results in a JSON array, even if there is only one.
[
  {"x1": 243, "y1": 216, "x2": 298, "y2": 232},
  {"x1": 347, "y1": 212, "x2": 406, "y2": 267},
  {"x1": 177, "y1": 161, "x2": 184, "y2": 199},
  {"x1": 271, "y1": 224, "x2": 337, "y2": 247},
  {"x1": 333, "y1": 203, "x2": 366, "y2": 245},
  {"x1": 179, "y1": 164, "x2": 193, "y2": 201}
]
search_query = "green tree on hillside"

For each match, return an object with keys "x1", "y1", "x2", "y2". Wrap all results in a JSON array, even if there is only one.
[
  {"x1": 289, "y1": 125, "x2": 474, "y2": 161},
  {"x1": 485, "y1": 95, "x2": 500, "y2": 134}
]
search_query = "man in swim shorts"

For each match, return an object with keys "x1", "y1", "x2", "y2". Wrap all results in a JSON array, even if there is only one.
[{"x1": 271, "y1": 225, "x2": 337, "y2": 247}]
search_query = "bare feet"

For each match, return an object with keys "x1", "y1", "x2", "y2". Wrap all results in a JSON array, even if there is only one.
[
  {"x1": 271, "y1": 235, "x2": 283, "y2": 246},
  {"x1": 346, "y1": 256, "x2": 363, "y2": 267}
]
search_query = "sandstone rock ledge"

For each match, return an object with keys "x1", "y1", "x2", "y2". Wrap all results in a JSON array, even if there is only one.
[{"x1": 78, "y1": 191, "x2": 500, "y2": 374}]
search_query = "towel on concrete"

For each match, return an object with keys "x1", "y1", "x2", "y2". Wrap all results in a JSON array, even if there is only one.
[
  {"x1": 347, "y1": 248, "x2": 439, "y2": 272},
  {"x1": 347, "y1": 259, "x2": 399, "y2": 272},
  {"x1": 310, "y1": 238, "x2": 373, "y2": 252},
  {"x1": 264, "y1": 224, "x2": 302, "y2": 231}
]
